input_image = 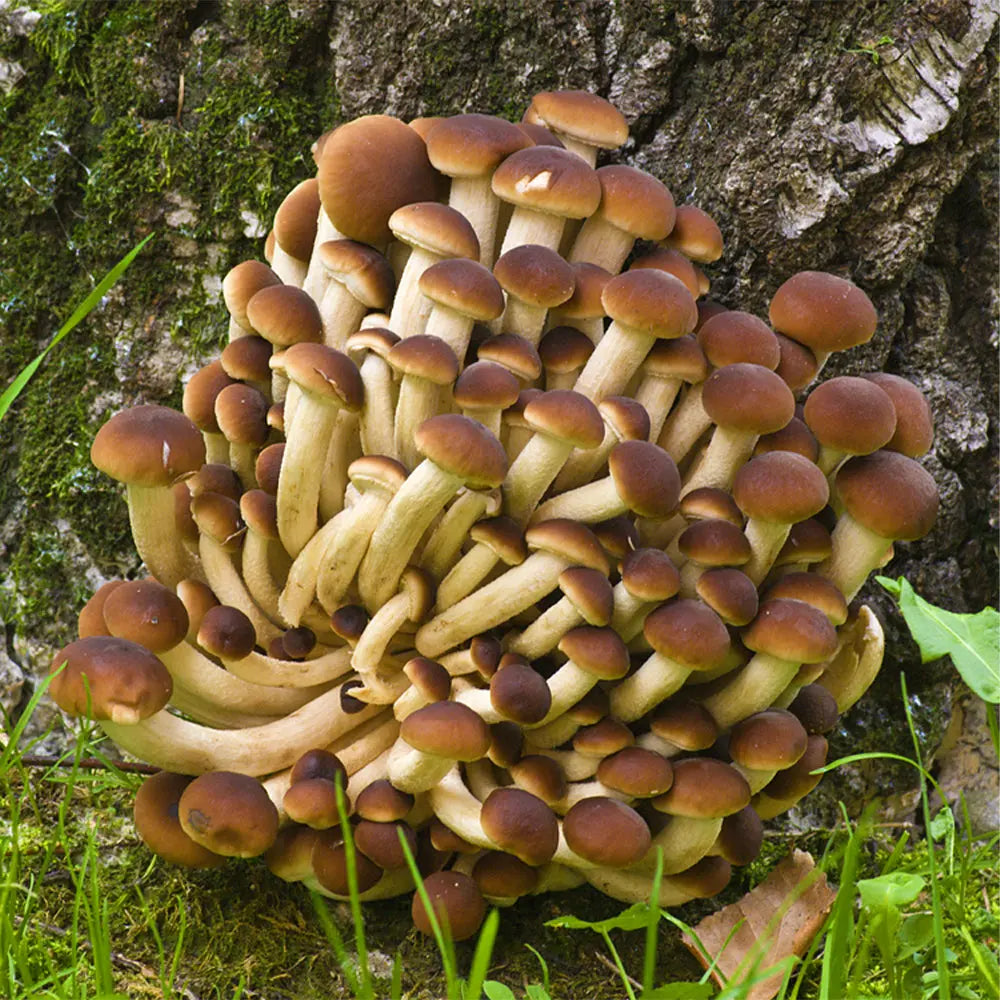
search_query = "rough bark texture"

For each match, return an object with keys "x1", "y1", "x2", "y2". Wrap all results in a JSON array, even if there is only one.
[{"x1": 0, "y1": 0, "x2": 995, "y2": 920}]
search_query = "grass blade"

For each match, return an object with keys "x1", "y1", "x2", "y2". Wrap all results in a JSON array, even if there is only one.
[
  {"x1": 0, "y1": 233, "x2": 154, "y2": 421},
  {"x1": 464, "y1": 908, "x2": 499, "y2": 1000}
]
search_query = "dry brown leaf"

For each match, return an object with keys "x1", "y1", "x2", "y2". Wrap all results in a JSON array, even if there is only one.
[{"x1": 682, "y1": 849, "x2": 836, "y2": 1000}]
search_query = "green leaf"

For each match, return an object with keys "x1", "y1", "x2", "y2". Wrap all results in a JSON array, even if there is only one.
[
  {"x1": 546, "y1": 902, "x2": 651, "y2": 933},
  {"x1": 483, "y1": 983, "x2": 516, "y2": 1000},
  {"x1": 525, "y1": 987, "x2": 553, "y2": 1000},
  {"x1": 877, "y1": 576, "x2": 1000, "y2": 702},
  {"x1": 898, "y1": 914, "x2": 935, "y2": 958},
  {"x1": 857, "y1": 872, "x2": 925, "y2": 911},
  {"x1": 0, "y1": 234, "x2": 154, "y2": 422}
]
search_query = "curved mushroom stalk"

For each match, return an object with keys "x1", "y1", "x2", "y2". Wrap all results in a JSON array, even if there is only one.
[{"x1": 585, "y1": 856, "x2": 732, "y2": 906}]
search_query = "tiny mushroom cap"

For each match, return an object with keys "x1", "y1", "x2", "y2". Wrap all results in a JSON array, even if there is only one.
[
  {"x1": 491, "y1": 145, "x2": 602, "y2": 219},
  {"x1": 775, "y1": 333, "x2": 819, "y2": 391},
  {"x1": 91, "y1": 405, "x2": 205, "y2": 488},
  {"x1": 649, "y1": 699, "x2": 719, "y2": 752},
  {"x1": 835, "y1": 451, "x2": 939, "y2": 541},
  {"x1": 743, "y1": 598, "x2": 839, "y2": 664},
  {"x1": 493, "y1": 243, "x2": 576, "y2": 307},
  {"x1": 803, "y1": 376, "x2": 897, "y2": 457},
  {"x1": 389, "y1": 335, "x2": 460, "y2": 386},
  {"x1": 789, "y1": 683, "x2": 841, "y2": 735},
  {"x1": 399, "y1": 701, "x2": 492, "y2": 761},
  {"x1": 490, "y1": 662, "x2": 553, "y2": 724},
  {"x1": 701, "y1": 363, "x2": 796, "y2": 435},
  {"x1": 769, "y1": 271, "x2": 878, "y2": 354},
  {"x1": 78, "y1": 580, "x2": 124, "y2": 638},
  {"x1": 355, "y1": 780, "x2": 415, "y2": 823},
  {"x1": 602, "y1": 267, "x2": 699, "y2": 340},
  {"x1": 453, "y1": 360, "x2": 520, "y2": 414},
  {"x1": 197, "y1": 605, "x2": 257, "y2": 660},
  {"x1": 558, "y1": 626, "x2": 631, "y2": 681},
  {"x1": 473, "y1": 851, "x2": 540, "y2": 900},
  {"x1": 220, "y1": 336, "x2": 273, "y2": 386},
  {"x1": 563, "y1": 797, "x2": 652, "y2": 868},
  {"x1": 318, "y1": 239, "x2": 396, "y2": 309},
  {"x1": 390, "y1": 201, "x2": 480, "y2": 260},
  {"x1": 312, "y1": 830, "x2": 383, "y2": 895},
  {"x1": 643, "y1": 599, "x2": 732, "y2": 672},
  {"x1": 354, "y1": 820, "x2": 418, "y2": 870},
  {"x1": 102, "y1": 579, "x2": 189, "y2": 653},
  {"x1": 509, "y1": 754, "x2": 568, "y2": 804},
  {"x1": 317, "y1": 115, "x2": 438, "y2": 246},
  {"x1": 680, "y1": 488, "x2": 745, "y2": 526},
  {"x1": 411, "y1": 871, "x2": 486, "y2": 941},
  {"x1": 697, "y1": 310, "x2": 781, "y2": 370},
  {"x1": 662, "y1": 204, "x2": 724, "y2": 262},
  {"x1": 478, "y1": 333, "x2": 543, "y2": 382},
  {"x1": 178, "y1": 771, "x2": 280, "y2": 858},
  {"x1": 49, "y1": 635, "x2": 172, "y2": 724},
  {"x1": 596, "y1": 747, "x2": 674, "y2": 798},
  {"x1": 621, "y1": 548, "x2": 681, "y2": 603},
  {"x1": 557, "y1": 566, "x2": 614, "y2": 625},
  {"x1": 652, "y1": 758, "x2": 751, "y2": 818},
  {"x1": 414, "y1": 414, "x2": 509, "y2": 489},
  {"x1": 273, "y1": 177, "x2": 321, "y2": 262},
  {"x1": 763, "y1": 572, "x2": 848, "y2": 626},
  {"x1": 606, "y1": 439, "x2": 681, "y2": 518},
  {"x1": 183, "y1": 360, "x2": 235, "y2": 436},
  {"x1": 728, "y1": 709, "x2": 809, "y2": 772},
  {"x1": 245, "y1": 285, "x2": 323, "y2": 346},
  {"x1": 678, "y1": 519, "x2": 753, "y2": 567},
  {"x1": 860, "y1": 373, "x2": 935, "y2": 457},
  {"x1": 480, "y1": 786, "x2": 560, "y2": 865},
  {"x1": 695, "y1": 568, "x2": 759, "y2": 627},
  {"x1": 469, "y1": 516, "x2": 529, "y2": 565},
  {"x1": 133, "y1": 771, "x2": 225, "y2": 869},
  {"x1": 255, "y1": 443, "x2": 284, "y2": 495},
  {"x1": 775, "y1": 517, "x2": 833, "y2": 567},
  {"x1": 425, "y1": 113, "x2": 532, "y2": 177},
  {"x1": 715, "y1": 805, "x2": 765, "y2": 866},
  {"x1": 282, "y1": 779, "x2": 343, "y2": 830},
  {"x1": 754, "y1": 417, "x2": 820, "y2": 463},
  {"x1": 573, "y1": 715, "x2": 634, "y2": 756},
  {"x1": 524, "y1": 90, "x2": 629, "y2": 155},
  {"x1": 733, "y1": 451, "x2": 830, "y2": 525},
  {"x1": 631, "y1": 247, "x2": 701, "y2": 298},
  {"x1": 223, "y1": 260, "x2": 281, "y2": 331}
]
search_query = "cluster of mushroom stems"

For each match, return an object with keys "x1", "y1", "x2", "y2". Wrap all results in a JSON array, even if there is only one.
[{"x1": 47, "y1": 90, "x2": 940, "y2": 941}]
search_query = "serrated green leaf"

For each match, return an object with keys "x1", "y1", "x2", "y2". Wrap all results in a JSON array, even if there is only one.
[
  {"x1": 877, "y1": 576, "x2": 1000, "y2": 703},
  {"x1": 546, "y1": 902, "x2": 651, "y2": 933},
  {"x1": 857, "y1": 872, "x2": 925, "y2": 911}
]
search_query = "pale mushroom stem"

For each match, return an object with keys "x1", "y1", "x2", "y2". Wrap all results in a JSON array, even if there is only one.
[
  {"x1": 609, "y1": 653, "x2": 692, "y2": 723},
  {"x1": 356, "y1": 352, "x2": 397, "y2": 458},
  {"x1": 449, "y1": 176, "x2": 501, "y2": 270},
  {"x1": 389, "y1": 246, "x2": 438, "y2": 338},
  {"x1": 698, "y1": 653, "x2": 803, "y2": 731},
  {"x1": 567, "y1": 217, "x2": 633, "y2": 274},
  {"x1": 497, "y1": 210, "x2": 565, "y2": 259},
  {"x1": 572, "y1": 327, "x2": 653, "y2": 402},
  {"x1": 126, "y1": 484, "x2": 202, "y2": 588},
  {"x1": 816, "y1": 515, "x2": 892, "y2": 603},
  {"x1": 419, "y1": 491, "x2": 495, "y2": 580}
]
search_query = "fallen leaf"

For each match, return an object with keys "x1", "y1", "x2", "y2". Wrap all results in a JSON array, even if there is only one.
[{"x1": 682, "y1": 849, "x2": 835, "y2": 1000}]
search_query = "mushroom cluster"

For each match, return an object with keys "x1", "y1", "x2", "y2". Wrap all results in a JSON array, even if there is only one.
[{"x1": 48, "y1": 91, "x2": 940, "y2": 940}]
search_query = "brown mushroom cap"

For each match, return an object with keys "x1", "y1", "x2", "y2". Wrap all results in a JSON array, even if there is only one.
[
  {"x1": 390, "y1": 201, "x2": 480, "y2": 260},
  {"x1": 523, "y1": 389, "x2": 605, "y2": 450},
  {"x1": 652, "y1": 758, "x2": 751, "y2": 818},
  {"x1": 312, "y1": 829, "x2": 384, "y2": 895},
  {"x1": 643, "y1": 599, "x2": 731, "y2": 671},
  {"x1": 775, "y1": 517, "x2": 832, "y2": 567},
  {"x1": 702, "y1": 363, "x2": 796, "y2": 434},
  {"x1": 414, "y1": 414, "x2": 508, "y2": 489},
  {"x1": 715, "y1": 805, "x2": 764, "y2": 866},
  {"x1": 274, "y1": 178, "x2": 320, "y2": 261},
  {"x1": 220, "y1": 336, "x2": 273, "y2": 386},
  {"x1": 491, "y1": 145, "x2": 602, "y2": 218},
  {"x1": 77, "y1": 580, "x2": 124, "y2": 638},
  {"x1": 183, "y1": 361, "x2": 235, "y2": 435},
  {"x1": 473, "y1": 851, "x2": 540, "y2": 899},
  {"x1": 769, "y1": 271, "x2": 878, "y2": 353},
  {"x1": 697, "y1": 310, "x2": 781, "y2": 370},
  {"x1": 743, "y1": 598, "x2": 838, "y2": 664},
  {"x1": 317, "y1": 239, "x2": 395, "y2": 309},
  {"x1": 524, "y1": 519, "x2": 608, "y2": 571},
  {"x1": 245, "y1": 285, "x2": 323, "y2": 346},
  {"x1": 478, "y1": 333, "x2": 543, "y2": 382},
  {"x1": 557, "y1": 566, "x2": 614, "y2": 625},
  {"x1": 860, "y1": 373, "x2": 935, "y2": 457},
  {"x1": 592, "y1": 164, "x2": 676, "y2": 241},
  {"x1": 563, "y1": 797, "x2": 651, "y2": 868},
  {"x1": 102, "y1": 579, "x2": 189, "y2": 653},
  {"x1": 607, "y1": 440, "x2": 681, "y2": 518},
  {"x1": 648, "y1": 699, "x2": 718, "y2": 751},
  {"x1": 389, "y1": 335, "x2": 461, "y2": 386},
  {"x1": 223, "y1": 260, "x2": 281, "y2": 330},
  {"x1": 732, "y1": 451, "x2": 830, "y2": 524},
  {"x1": 425, "y1": 113, "x2": 532, "y2": 177},
  {"x1": 729, "y1": 709, "x2": 809, "y2": 771},
  {"x1": 835, "y1": 451, "x2": 939, "y2": 541},
  {"x1": 490, "y1": 661, "x2": 553, "y2": 724},
  {"x1": 355, "y1": 779, "x2": 415, "y2": 822},
  {"x1": 788, "y1": 683, "x2": 841, "y2": 734},
  {"x1": 525, "y1": 90, "x2": 629, "y2": 150},
  {"x1": 469, "y1": 516, "x2": 528, "y2": 565},
  {"x1": 555, "y1": 262, "x2": 612, "y2": 320},
  {"x1": 411, "y1": 871, "x2": 486, "y2": 941},
  {"x1": 631, "y1": 248, "x2": 702, "y2": 299},
  {"x1": 662, "y1": 204, "x2": 724, "y2": 262},
  {"x1": 775, "y1": 333, "x2": 819, "y2": 391},
  {"x1": 601, "y1": 268, "x2": 698, "y2": 339},
  {"x1": 573, "y1": 716, "x2": 634, "y2": 756},
  {"x1": 558, "y1": 626, "x2": 630, "y2": 680},
  {"x1": 196, "y1": 605, "x2": 257, "y2": 660},
  {"x1": 640, "y1": 334, "x2": 709, "y2": 383},
  {"x1": 317, "y1": 115, "x2": 438, "y2": 246},
  {"x1": 493, "y1": 243, "x2": 576, "y2": 308},
  {"x1": 695, "y1": 568, "x2": 759, "y2": 627},
  {"x1": 178, "y1": 771, "x2": 279, "y2": 858},
  {"x1": 763, "y1": 572, "x2": 848, "y2": 626},
  {"x1": 679, "y1": 488, "x2": 744, "y2": 526},
  {"x1": 453, "y1": 361, "x2": 520, "y2": 412},
  {"x1": 480, "y1": 786, "x2": 560, "y2": 865},
  {"x1": 678, "y1": 519, "x2": 752, "y2": 567},
  {"x1": 49, "y1": 635, "x2": 172, "y2": 724},
  {"x1": 91, "y1": 406, "x2": 205, "y2": 488},
  {"x1": 620, "y1": 548, "x2": 681, "y2": 602},
  {"x1": 419, "y1": 258, "x2": 506, "y2": 321},
  {"x1": 133, "y1": 771, "x2": 225, "y2": 869},
  {"x1": 803, "y1": 376, "x2": 897, "y2": 456},
  {"x1": 283, "y1": 779, "x2": 343, "y2": 830},
  {"x1": 596, "y1": 747, "x2": 674, "y2": 798},
  {"x1": 754, "y1": 417, "x2": 820, "y2": 463},
  {"x1": 399, "y1": 701, "x2": 492, "y2": 761},
  {"x1": 354, "y1": 820, "x2": 418, "y2": 870},
  {"x1": 509, "y1": 755, "x2": 568, "y2": 804}
]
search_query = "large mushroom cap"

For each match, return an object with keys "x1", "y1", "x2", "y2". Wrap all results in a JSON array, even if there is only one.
[
  {"x1": 283, "y1": 343, "x2": 365, "y2": 409},
  {"x1": 102, "y1": 579, "x2": 189, "y2": 653},
  {"x1": 563, "y1": 797, "x2": 651, "y2": 868},
  {"x1": 732, "y1": 451, "x2": 830, "y2": 524},
  {"x1": 480, "y1": 786, "x2": 559, "y2": 865},
  {"x1": 602, "y1": 268, "x2": 698, "y2": 338},
  {"x1": 425, "y1": 112, "x2": 532, "y2": 177},
  {"x1": 49, "y1": 635, "x2": 172, "y2": 724},
  {"x1": 411, "y1": 871, "x2": 486, "y2": 941},
  {"x1": 769, "y1": 270, "x2": 877, "y2": 353},
  {"x1": 643, "y1": 599, "x2": 731, "y2": 671},
  {"x1": 178, "y1": 771, "x2": 279, "y2": 858},
  {"x1": 607, "y1": 439, "x2": 680, "y2": 518},
  {"x1": 702, "y1": 363, "x2": 796, "y2": 434},
  {"x1": 803, "y1": 376, "x2": 897, "y2": 456},
  {"x1": 743, "y1": 598, "x2": 838, "y2": 664},
  {"x1": 491, "y1": 146, "x2": 602, "y2": 219},
  {"x1": 399, "y1": 701, "x2": 492, "y2": 761},
  {"x1": 524, "y1": 90, "x2": 629, "y2": 150},
  {"x1": 523, "y1": 389, "x2": 605, "y2": 450},
  {"x1": 414, "y1": 414, "x2": 508, "y2": 488},
  {"x1": 91, "y1": 406, "x2": 205, "y2": 488},
  {"x1": 133, "y1": 771, "x2": 225, "y2": 869},
  {"x1": 318, "y1": 115, "x2": 438, "y2": 245},
  {"x1": 593, "y1": 164, "x2": 676, "y2": 241}
]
